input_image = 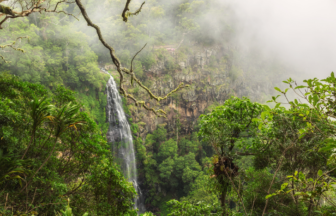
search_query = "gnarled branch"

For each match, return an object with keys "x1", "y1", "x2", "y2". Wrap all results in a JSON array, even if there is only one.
[
  {"x1": 75, "y1": 0, "x2": 187, "y2": 117},
  {"x1": 0, "y1": 36, "x2": 28, "y2": 63},
  {"x1": 0, "y1": 1, "x2": 77, "y2": 61},
  {"x1": 0, "y1": 0, "x2": 77, "y2": 29},
  {"x1": 122, "y1": 0, "x2": 145, "y2": 22}
]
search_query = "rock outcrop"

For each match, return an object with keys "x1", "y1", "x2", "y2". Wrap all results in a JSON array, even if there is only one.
[{"x1": 108, "y1": 44, "x2": 282, "y2": 139}]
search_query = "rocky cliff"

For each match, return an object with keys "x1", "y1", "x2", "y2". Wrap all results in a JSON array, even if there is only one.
[{"x1": 107, "y1": 44, "x2": 283, "y2": 139}]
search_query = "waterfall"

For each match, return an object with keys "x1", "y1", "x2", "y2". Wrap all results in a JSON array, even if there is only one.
[{"x1": 105, "y1": 74, "x2": 146, "y2": 213}]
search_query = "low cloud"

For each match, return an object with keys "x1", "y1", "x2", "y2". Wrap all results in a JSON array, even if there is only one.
[{"x1": 225, "y1": 0, "x2": 336, "y2": 79}]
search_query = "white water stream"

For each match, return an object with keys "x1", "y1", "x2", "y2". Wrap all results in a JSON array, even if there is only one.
[{"x1": 105, "y1": 73, "x2": 145, "y2": 213}]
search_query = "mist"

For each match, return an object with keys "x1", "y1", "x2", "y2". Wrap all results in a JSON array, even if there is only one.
[
  {"x1": 225, "y1": 0, "x2": 336, "y2": 79},
  {"x1": 79, "y1": 0, "x2": 336, "y2": 80}
]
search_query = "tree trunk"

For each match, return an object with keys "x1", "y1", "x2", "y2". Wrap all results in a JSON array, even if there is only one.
[
  {"x1": 308, "y1": 199, "x2": 314, "y2": 216},
  {"x1": 221, "y1": 184, "x2": 228, "y2": 216}
]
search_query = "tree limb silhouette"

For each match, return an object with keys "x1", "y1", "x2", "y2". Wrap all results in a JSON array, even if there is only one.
[{"x1": 75, "y1": 0, "x2": 187, "y2": 117}]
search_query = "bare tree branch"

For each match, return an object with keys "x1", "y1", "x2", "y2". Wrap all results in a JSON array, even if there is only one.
[
  {"x1": 75, "y1": 0, "x2": 187, "y2": 117},
  {"x1": 0, "y1": 36, "x2": 28, "y2": 63},
  {"x1": 223, "y1": 167, "x2": 248, "y2": 216},
  {"x1": 1, "y1": 0, "x2": 185, "y2": 117},
  {"x1": 130, "y1": 43, "x2": 147, "y2": 73},
  {"x1": 122, "y1": 0, "x2": 145, "y2": 22},
  {"x1": 0, "y1": 0, "x2": 77, "y2": 29}
]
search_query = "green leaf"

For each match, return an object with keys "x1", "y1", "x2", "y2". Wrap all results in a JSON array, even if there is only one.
[
  {"x1": 265, "y1": 193, "x2": 276, "y2": 199},
  {"x1": 285, "y1": 189, "x2": 294, "y2": 194},
  {"x1": 313, "y1": 94, "x2": 319, "y2": 106},
  {"x1": 318, "y1": 170, "x2": 323, "y2": 177},
  {"x1": 295, "y1": 85, "x2": 306, "y2": 89},
  {"x1": 319, "y1": 145, "x2": 336, "y2": 152},
  {"x1": 263, "y1": 105, "x2": 271, "y2": 111},
  {"x1": 281, "y1": 183, "x2": 288, "y2": 190},
  {"x1": 299, "y1": 172, "x2": 306, "y2": 181},
  {"x1": 274, "y1": 87, "x2": 282, "y2": 93}
]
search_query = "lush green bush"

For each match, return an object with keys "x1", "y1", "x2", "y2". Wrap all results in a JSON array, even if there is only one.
[{"x1": 0, "y1": 73, "x2": 136, "y2": 215}]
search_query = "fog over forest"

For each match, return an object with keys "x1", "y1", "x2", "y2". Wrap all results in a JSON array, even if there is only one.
[{"x1": 82, "y1": 0, "x2": 336, "y2": 79}]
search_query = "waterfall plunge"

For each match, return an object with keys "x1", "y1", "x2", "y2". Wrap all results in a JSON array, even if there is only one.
[{"x1": 105, "y1": 75, "x2": 145, "y2": 213}]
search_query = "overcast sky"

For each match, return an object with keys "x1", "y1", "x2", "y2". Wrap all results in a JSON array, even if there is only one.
[{"x1": 225, "y1": 0, "x2": 336, "y2": 79}]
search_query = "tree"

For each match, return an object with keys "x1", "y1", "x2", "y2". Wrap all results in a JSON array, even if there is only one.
[
  {"x1": 260, "y1": 72, "x2": 336, "y2": 215},
  {"x1": 0, "y1": 0, "x2": 188, "y2": 117},
  {"x1": 158, "y1": 139, "x2": 178, "y2": 163},
  {"x1": 198, "y1": 96, "x2": 264, "y2": 215},
  {"x1": 271, "y1": 72, "x2": 336, "y2": 157}
]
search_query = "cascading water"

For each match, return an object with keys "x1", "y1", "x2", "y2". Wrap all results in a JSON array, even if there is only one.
[{"x1": 105, "y1": 72, "x2": 145, "y2": 213}]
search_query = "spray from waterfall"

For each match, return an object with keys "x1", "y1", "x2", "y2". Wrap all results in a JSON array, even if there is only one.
[{"x1": 104, "y1": 70, "x2": 145, "y2": 213}]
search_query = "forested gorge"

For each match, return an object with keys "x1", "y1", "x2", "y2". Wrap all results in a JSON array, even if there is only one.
[{"x1": 1, "y1": 0, "x2": 336, "y2": 215}]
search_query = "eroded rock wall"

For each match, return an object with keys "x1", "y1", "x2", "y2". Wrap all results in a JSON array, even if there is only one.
[{"x1": 108, "y1": 44, "x2": 280, "y2": 139}]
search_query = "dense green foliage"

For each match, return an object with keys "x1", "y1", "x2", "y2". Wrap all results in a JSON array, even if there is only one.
[
  {"x1": 2, "y1": 1, "x2": 336, "y2": 215},
  {"x1": 198, "y1": 97, "x2": 263, "y2": 215},
  {"x1": 167, "y1": 199, "x2": 221, "y2": 216},
  {"x1": 135, "y1": 125, "x2": 208, "y2": 206},
  {"x1": 0, "y1": 8, "x2": 110, "y2": 133},
  {"x1": 171, "y1": 74, "x2": 336, "y2": 216},
  {"x1": 0, "y1": 73, "x2": 136, "y2": 215}
]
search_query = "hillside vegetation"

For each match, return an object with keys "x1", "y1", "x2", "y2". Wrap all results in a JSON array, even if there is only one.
[{"x1": 1, "y1": 0, "x2": 335, "y2": 215}]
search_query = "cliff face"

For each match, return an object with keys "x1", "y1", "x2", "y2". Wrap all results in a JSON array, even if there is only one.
[
  {"x1": 103, "y1": 44, "x2": 287, "y2": 213},
  {"x1": 107, "y1": 44, "x2": 280, "y2": 139}
]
